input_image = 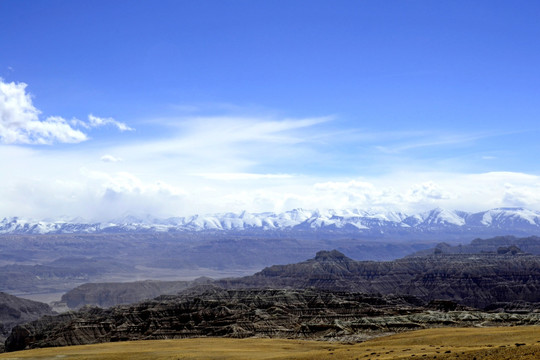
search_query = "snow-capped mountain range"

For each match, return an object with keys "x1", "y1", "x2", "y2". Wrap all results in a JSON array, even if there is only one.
[{"x1": 1, "y1": 207, "x2": 540, "y2": 235}]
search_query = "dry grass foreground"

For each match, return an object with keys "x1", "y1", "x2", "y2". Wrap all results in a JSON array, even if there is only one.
[{"x1": 1, "y1": 326, "x2": 539, "y2": 360}]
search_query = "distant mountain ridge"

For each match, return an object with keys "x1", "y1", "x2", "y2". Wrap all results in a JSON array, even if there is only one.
[{"x1": 1, "y1": 207, "x2": 540, "y2": 235}]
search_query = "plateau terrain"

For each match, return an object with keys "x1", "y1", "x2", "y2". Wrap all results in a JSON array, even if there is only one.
[
  {"x1": 2, "y1": 220, "x2": 540, "y2": 355},
  {"x1": 4, "y1": 241, "x2": 540, "y2": 352},
  {"x1": 59, "y1": 236, "x2": 540, "y2": 310}
]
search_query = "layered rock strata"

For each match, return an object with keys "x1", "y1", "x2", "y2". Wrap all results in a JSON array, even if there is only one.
[
  {"x1": 219, "y1": 250, "x2": 540, "y2": 309},
  {"x1": 0, "y1": 292, "x2": 54, "y2": 352},
  {"x1": 6, "y1": 288, "x2": 540, "y2": 352},
  {"x1": 61, "y1": 279, "x2": 212, "y2": 309}
]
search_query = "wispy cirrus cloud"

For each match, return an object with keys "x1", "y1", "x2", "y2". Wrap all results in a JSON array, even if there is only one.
[
  {"x1": 171, "y1": 115, "x2": 333, "y2": 144},
  {"x1": 72, "y1": 114, "x2": 133, "y2": 132},
  {"x1": 107, "y1": 115, "x2": 335, "y2": 176},
  {"x1": 374, "y1": 131, "x2": 503, "y2": 154}
]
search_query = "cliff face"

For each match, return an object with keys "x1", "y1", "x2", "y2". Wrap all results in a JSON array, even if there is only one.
[
  {"x1": 5, "y1": 250, "x2": 540, "y2": 352},
  {"x1": 219, "y1": 251, "x2": 540, "y2": 309},
  {"x1": 0, "y1": 292, "x2": 55, "y2": 351},
  {"x1": 60, "y1": 249, "x2": 540, "y2": 310},
  {"x1": 6, "y1": 288, "x2": 540, "y2": 352}
]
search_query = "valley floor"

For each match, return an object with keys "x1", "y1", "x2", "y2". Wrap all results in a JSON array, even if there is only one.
[{"x1": 1, "y1": 326, "x2": 539, "y2": 360}]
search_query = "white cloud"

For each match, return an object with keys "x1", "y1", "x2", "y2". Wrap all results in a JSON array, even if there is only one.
[
  {"x1": 499, "y1": 176, "x2": 540, "y2": 208},
  {"x1": 1, "y1": 100, "x2": 540, "y2": 219},
  {"x1": 311, "y1": 180, "x2": 400, "y2": 210},
  {"x1": 82, "y1": 171, "x2": 188, "y2": 219},
  {"x1": 105, "y1": 115, "x2": 334, "y2": 178},
  {"x1": 2, "y1": 151, "x2": 540, "y2": 219},
  {"x1": 0, "y1": 80, "x2": 87, "y2": 144},
  {"x1": 405, "y1": 181, "x2": 451, "y2": 202},
  {"x1": 314, "y1": 180, "x2": 375, "y2": 192},
  {"x1": 72, "y1": 114, "x2": 133, "y2": 132},
  {"x1": 194, "y1": 172, "x2": 293, "y2": 180},
  {"x1": 0, "y1": 79, "x2": 133, "y2": 145},
  {"x1": 373, "y1": 131, "x2": 513, "y2": 154},
  {"x1": 175, "y1": 115, "x2": 332, "y2": 145},
  {"x1": 101, "y1": 154, "x2": 123, "y2": 163}
]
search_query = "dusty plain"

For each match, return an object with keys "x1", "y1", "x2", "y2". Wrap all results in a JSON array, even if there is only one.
[{"x1": 1, "y1": 326, "x2": 539, "y2": 360}]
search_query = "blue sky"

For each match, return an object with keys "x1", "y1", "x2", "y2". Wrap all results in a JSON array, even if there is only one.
[{"x1": 1, "y1": 1, "x2": 540, "y2": 219}]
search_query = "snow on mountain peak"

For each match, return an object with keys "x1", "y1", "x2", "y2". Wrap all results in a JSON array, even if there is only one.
[{"x1": 1, "y1": 207, "x2": 540, "y2": 235}]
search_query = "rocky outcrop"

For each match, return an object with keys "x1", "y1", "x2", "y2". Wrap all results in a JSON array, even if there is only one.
[
  {"x1": 411, "y1": 235, "x2": 540, "y2": 256},
  {"x1": 219, "y1": 250, "x2": 540, "y2": 309},
  {"x1": 6, "y1": 288, "x2": 540, "y2": 352},
  {"x1": 59, "y1": 248, "x2": 540, "y2": 311},
  {"x1": 0, "y1": 292, "x2": 55, "y2": 352}
]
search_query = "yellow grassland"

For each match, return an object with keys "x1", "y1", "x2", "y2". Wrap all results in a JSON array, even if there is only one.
[{"x1": 1, "y1": 326, "x2": 539, "y2": 360}]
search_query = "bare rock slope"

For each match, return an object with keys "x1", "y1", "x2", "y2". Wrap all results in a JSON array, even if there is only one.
[
  {"x1": 220, "y1": 250, "x2": 540, "y2": 309},
  {"x1": 61, "y1": 278, "x2": 212, "y2": 309},
  {"x1": 0, "y1": 292, "x2": 54, "y2": 352},
  {"x1": 6, "y1": 288, "x2": 540, "y2": 352}
]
